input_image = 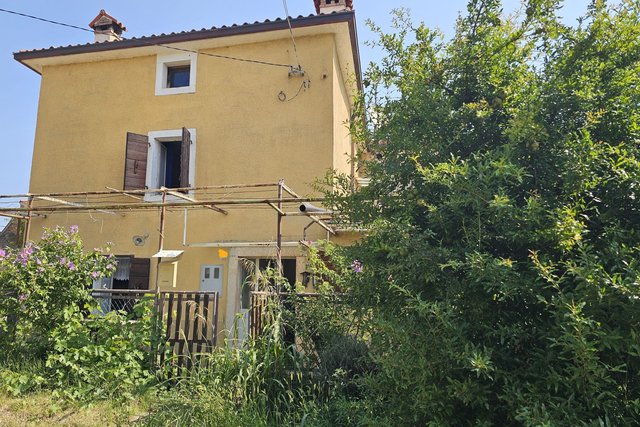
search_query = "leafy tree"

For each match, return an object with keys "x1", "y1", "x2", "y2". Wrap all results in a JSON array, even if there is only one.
[{"x1": 323, "y1": 0, "x2": 640, "y2": 424}]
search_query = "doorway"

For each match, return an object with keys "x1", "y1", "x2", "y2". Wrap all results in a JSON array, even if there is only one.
[{"x1": 200, "y1": 265, "x2": 223, "y2": 294}]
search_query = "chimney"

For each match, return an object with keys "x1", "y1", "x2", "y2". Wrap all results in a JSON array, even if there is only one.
[
  {"x1": 314, "y1": 0, "x2": 353, "y2": 14},
  {"x1": 88, "y1": 10, "x2": 126, "y2": 42}
]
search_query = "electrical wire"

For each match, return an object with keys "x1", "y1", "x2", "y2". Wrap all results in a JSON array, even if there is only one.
[
  {"x1": 0, "y1": 8, "x2": 94, "y2": 33},
  {"x1": 0, "y1": 7, "x2": 293, "y2": 69},
  {"x1": 282, "y1": 0, "x2": 301, "y2": 69}
]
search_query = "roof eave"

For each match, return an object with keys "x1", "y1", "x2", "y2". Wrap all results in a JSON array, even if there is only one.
[{"x1": 14, "y1": 11, "x2": 361, "y2": 89}]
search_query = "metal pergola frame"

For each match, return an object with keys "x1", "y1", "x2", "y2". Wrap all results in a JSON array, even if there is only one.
[{"x1": 0, "y1": 180, "x2": 335, "y2": 279}]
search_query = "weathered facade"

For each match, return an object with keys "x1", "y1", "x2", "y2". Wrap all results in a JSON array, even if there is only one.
[{"x1": 14, "y1": 2, "x2": 361, "y2": 339}]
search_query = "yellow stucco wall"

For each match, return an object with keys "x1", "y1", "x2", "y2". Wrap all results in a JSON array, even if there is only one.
[{"x1": 27, "y1": 30, "x2": 357, "y2": 335}]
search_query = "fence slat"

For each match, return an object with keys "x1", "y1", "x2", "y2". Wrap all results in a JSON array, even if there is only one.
[
  {"x1": 202, "y1": 293, "x2": 210, "y2": 352},
  {"x1": 194, "y1": 293, "x2": 202, "y2": 361},
  {"x1": 183, "y1": 294, "x2": 193, "y2": 369},
  {"x1": 90, "y1": 289, "x2": 219, "y2": 370},
  {"x1": 175, "y1": 293, "x2": 185, "y2": 368}
]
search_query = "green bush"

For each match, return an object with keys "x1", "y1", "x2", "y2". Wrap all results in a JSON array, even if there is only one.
[
  {"x1": 0, "y1": 356, "x2": 46, "y2": 396},
  {"x1": 46, "y1": 300, "x2": 158, "y2": 402},
  {"x1": 319, "y1": 1, "x2": 640, "y2": 425},
  {"x1": 0, "y1": 226, "x2": 114, "y2": 356}
]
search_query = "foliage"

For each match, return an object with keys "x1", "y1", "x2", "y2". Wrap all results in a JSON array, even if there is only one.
[
  {"x1": 46, "y1": 300, "x2": 158, "y2": 402},
  {"x1": 143, "y1": 303, "x2": 321, "y2": 426},
  {"x1": 0, "y1": 226, "x2": 114, "y2": 356},
  {"x1": 0, "y1": 356, "x2": 47, "y2": 397},
  {"x1": 320, "y1": 0, "x2": 640, "y2": 425},
  {"x1": 0, "y1": 227, "x2": 162, "y2": 403}
]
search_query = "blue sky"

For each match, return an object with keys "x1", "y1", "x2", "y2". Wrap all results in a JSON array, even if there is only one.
[{"x1": 0, "y1": 0, "x2": 590, "y2": 225}]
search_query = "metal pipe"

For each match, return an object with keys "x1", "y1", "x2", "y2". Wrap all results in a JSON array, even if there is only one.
[
  {"x1": 0, "y1": 213, "x2": 29, "y2": 220},
  {"x1": 165, "y1": 188, "x2": 228, "y2": 215},
  {"x1": 184, "y1": 241, "x2": 301, "y2": 248},
  {"x1": 276, "y1": 180, "x2": 283, "y2": 278},
  {"x1": 0, "y1": 197, "x2": 326, "y2": 213},
  {"x1": 154, "y1": 189, "x2": 167, "y2": 296},
  {"x1": 36, "y1": 195, "x2": 121, "y2": 216},
  {"x1": 0, "y1": 182, "x2": 280, "y2": 199},
  {"x1": 183, "y1": 208, "x2": 188, "y2": 246},
  {"x1": 23, "y1": 196, "x2": 33, "y2": 247}
]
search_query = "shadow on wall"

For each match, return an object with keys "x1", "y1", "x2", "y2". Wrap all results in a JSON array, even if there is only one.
[{"x1": 0, "y1": 217, "x2": 23, "y2": 249}]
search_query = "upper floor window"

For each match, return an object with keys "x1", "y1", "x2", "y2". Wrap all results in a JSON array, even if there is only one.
[
  {"x1": 155, "y1": 52, "x2": 197, "y2": 96},
  {"x1": 123, "y1": 128, "x2": 196, "y2": 201}
]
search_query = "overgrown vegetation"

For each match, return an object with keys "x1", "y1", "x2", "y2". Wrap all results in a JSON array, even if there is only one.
[
  {"x1": 319, "y1": 0, "x2": 640, "y2": 424},
  {"x1": 0, "y1": 227, "x2": 160, "y2": 404},
  {"x1": 1, "y1": 1, "x2": 639, "y2": 425}
]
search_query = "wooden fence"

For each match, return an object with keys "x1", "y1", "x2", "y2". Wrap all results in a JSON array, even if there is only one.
[
  {"x1": 249, "y1": 291, "x2": 324, "y2": 338},
  {"x1": 91, "y1": 289, "x2": 219, "y2": 368}
]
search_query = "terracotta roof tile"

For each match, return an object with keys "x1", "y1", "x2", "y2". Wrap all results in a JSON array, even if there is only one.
[{"x1": 15, "y1": 13, "x2": 350, "y2": 56}]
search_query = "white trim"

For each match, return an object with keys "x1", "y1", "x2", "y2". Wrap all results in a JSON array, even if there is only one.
[
  {"x1": 224, "y1": 249, "x2": 304, "y2": 345},
  {"x1": 155, "y1": 52, "x2": 197, "y2": 96},
  {"x1": 145, "y1": 128, "x2": 197, "y2": 202}
]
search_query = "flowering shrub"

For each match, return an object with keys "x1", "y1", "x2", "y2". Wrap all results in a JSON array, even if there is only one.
[{"x1": 0, "y1": 226, "x2": 114, "y2": 356}]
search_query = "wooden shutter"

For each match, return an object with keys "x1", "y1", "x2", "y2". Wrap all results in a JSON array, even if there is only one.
[
  {"x1": 124, "y1": 132, "x2": 148, "y2": 190},
  {"x1": 180, "y1": 127, "x2": 191, "y2": 189},
  {"x1": 129, "y1": 257, "x2": 151, "y2": 290}
]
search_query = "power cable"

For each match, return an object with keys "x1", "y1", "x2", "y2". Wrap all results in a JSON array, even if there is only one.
[
  {"x1": 282, "y1": 0, "x2": 302, "y2": 70},
  {"x1": 0, "y1": 7, "x2": 294, "y2": 69},
  {"x1": 0, "y1": 8, "x2": 94, "y2": 33}
]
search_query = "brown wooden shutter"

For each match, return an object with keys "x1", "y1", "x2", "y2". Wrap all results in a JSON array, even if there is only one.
[
  {"x1": 124, "y1": 132, "x2": 148, "y2": 190},
  {"x1": 129, "y1": 257, "x2": 150, "y2": 290},
  {"x1": 180, "y1": 127, "x2": 191, "y2": 189}
]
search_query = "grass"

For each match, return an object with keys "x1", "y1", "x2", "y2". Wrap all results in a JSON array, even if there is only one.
[{"x1": 0, "y1": 393, "x2": 151, "y2": 427}]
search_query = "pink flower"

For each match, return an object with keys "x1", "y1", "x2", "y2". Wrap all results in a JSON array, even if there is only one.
[
  {"x1": 90, "y1": 271, "x2": 100, "y2": 279},
  {"x1": 351, "y1": 260, "x2": 363, "y2": 273},
  {"x1": 106, "y1": 263, "x2": 115, "y2": 271},
  {"x1": 69, "y1": 225, "x2": 79, "y2": 233},
  {"x1": 0, "y1": 249, "x2": 5, "y2": 259},
  {"x1": 67, "y1": 261, "x2": 76, "y2": 271},
  {"x1": 18, "y1": 294, "x2": 28, "y2": 302},
  {"x1": 17, "y1": 247, "x2": 33, "y2": 265}
]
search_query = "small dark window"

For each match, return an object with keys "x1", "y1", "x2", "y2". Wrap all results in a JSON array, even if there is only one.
[
  {"x1": 167, "y1": 66, "x2": 190, "y2": 88},
  {"x1": 159, "y1": 141, "x2": 182, "y2": 188}
]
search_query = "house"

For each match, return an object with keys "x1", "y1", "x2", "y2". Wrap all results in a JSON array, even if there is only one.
[{"x1": 13, "y1": 0, "x2": 361, "y2": 340}]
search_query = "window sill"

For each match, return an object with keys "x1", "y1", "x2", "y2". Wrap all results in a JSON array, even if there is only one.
[
  {"x1": 155, "y1": 85, "x2": 196, "y2": 96},
  {"x1": 144, "y1": 192, "x2": 195, "y2": 203}
]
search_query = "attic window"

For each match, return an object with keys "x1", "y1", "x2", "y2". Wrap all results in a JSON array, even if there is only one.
[{"x1": 155, "y1": 52, "x2": 197, "y2": 96}]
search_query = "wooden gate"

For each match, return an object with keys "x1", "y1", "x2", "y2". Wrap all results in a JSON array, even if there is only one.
[{"x1": 91, "y1": 289, "x2": 219, "y2": 367}]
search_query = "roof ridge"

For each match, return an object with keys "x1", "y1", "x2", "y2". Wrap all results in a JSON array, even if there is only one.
[{"x1": 14, "y1": 11, "x2": 353, "y2": 59}]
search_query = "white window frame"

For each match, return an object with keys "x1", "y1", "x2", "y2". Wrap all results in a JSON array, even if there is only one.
[
  {"x1": 155, "y1": 52, "x2": 197, "y2": 96},
  {"x1": 145, "y1": 128, "x2": 196, "y2": 202}
]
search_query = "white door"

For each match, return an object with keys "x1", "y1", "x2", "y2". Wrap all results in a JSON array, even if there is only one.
[{"x1": 200, "y1": 265, "x2": 223, "y2": 294}]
